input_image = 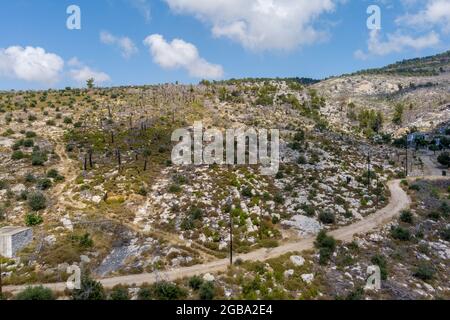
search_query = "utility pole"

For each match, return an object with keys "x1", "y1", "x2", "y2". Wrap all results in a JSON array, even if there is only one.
[
  {"x1": 0, "y1": 255, "x2": 3, "y2": 297},
  {"x1": 227, "y1": 197, "x2": 233, "y2": 266},
  {"x1": 405, "y1": 136, "x2": 409, "y2": 177},
  {"x1": 367, "y1": 150, "x2": 371, "y2": 191}
]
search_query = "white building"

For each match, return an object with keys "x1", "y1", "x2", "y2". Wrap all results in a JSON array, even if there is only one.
[{"x1": 0, "y1": 226, "x2": 33, "y2": 258}]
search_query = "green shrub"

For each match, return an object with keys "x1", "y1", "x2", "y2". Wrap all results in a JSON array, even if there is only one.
[
  {"x1": 72, "y1": 275, "x2": 106, "y2": 300},
  {"x1": 188, "y1": 275, "x2": 204, "y2": 291},
  {"x1": 241, "y1": 186, "x2": 253, "y2": 197},
  {"x1": 63, "y1": 117, "x2": 73, "y2": 124},
  {"x1": 391, "y1": 226, "x2": 411, "y2": 241},
  {"x1": 25, "y1": 131, "x2": 36, "y2": 138},
  {"x1": 413, "y1": 263, "x2": 435, "y2": 281},
  {"x1": 345, "y1": 287, "x2": 364, "y2": 300},
  {"x1": 109, "y1": 286, "x2": 130, "y2": 300},
  {"x1": 23, "y1": 139, "x2": 34, "y2": 148},
  {"x1": 428, "y1": 211, "x2": 441, "y2": 221},
  {"x1": 315, "y1": 230, "x2": 336, "y2": 265},
  {"x1": 25, "y1": 173, "x2": 36, "y2": 183},
  {"x1": 168, "y1": 184, "x2": 181, "y2": 193},
  {"x1": 31, "y1": 150, "x2": 48, "y2": 166},
  {"x1": 37, "y1": 178, "x2": 52, "y2": 190},
  {"x1": 25, "y1": 213, "x2": 43, "y2": 226},
  {"x1": 11, "y1": 150, "x2": 25, "y2": 160},
  {"x1": 46, "y1": 169, "x2": 59, "y2": 179},
  {"x1": 371, "y1": 254, "x2": 388, "y2": 280},
  {"x1": 399, "y1": 210, "x2": 413, "y2": 224},
  {"x1": 440, "y1": 227, "x2": 450, "y2": 242},
  {"x1": 28, "y1": 192, "x2": 47, "y2": 211},
  {"x1": 199, "y1": 282, "x2": 215, "y2": 300},
  {"x1": 151, "y1": 282, "x2": 186, "y2": 300},
  {"x1": 318, "y1": 211, "x2": 335, "y2": 224},
  {"x1": 15, "y1": 286, "x2": 55, "y2": 300}
]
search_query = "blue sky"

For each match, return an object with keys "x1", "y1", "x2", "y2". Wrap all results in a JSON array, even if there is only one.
[{"x1": 0, "y1": 0, "x2": 449, "y2": 90}]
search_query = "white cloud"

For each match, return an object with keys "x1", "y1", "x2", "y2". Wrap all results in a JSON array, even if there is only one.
[
  {"x1": 69, "y1": 58, "x2": 111, "y2": 84},
  {"x1": 354, "y1": 29, "x2": 440, "y2": 59},
  {"x1": 143, "y1": 34, "x2": 224, "y2": 79},
  {"x1": 164, "y1": 0, "x2": 337, "y2": 51},
  {"x1": 100, "y1": 31, "x2": 138, "y2": 58},
  {"x1": 0, "y1": 46, "x2": 64, "y2": 84},
  {"x1": 68, "y1": 57, "x2": 82, "y2": 67},
  {"x1": 396, "y1": 0, "x2": 450, "y2": 33}
]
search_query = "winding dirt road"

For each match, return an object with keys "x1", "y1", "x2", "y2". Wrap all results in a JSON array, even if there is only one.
[{"x1": 4, "y1": 178, "x2": 416, "y2": 294}]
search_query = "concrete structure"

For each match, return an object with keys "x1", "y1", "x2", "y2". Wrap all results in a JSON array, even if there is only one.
[{"x1": 0, "y1": 226, "x2": 33, "y2": 258}]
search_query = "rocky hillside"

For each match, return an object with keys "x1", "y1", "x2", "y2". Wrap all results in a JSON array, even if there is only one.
[{"x1": 314, "y1": 51, "x2": 450, "y2": 136}]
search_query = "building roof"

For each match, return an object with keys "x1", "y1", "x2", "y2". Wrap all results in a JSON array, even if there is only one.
[{"x1": 0, "y1": 226, "x2": 32, "y2": 236}]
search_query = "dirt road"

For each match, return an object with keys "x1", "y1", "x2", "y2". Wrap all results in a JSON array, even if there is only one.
[{"x1": 3, "y1": 178, "x2": 415, "y2": 294}]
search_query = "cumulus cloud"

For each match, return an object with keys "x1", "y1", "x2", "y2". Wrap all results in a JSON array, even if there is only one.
[
  {"x1": 143, "y1": 34, "x2": 224, "y2": 79},
  {"x1": 396, "y1": 0, "x2": 450, "y2": 33},
  {"x1": 164, "y1": 0, "x2": 337, "y2": 51},
  {"x1": 0, "y1": 46, "x2": 64, "y2": 84},
  {"x1": 68, "y1": 58, "x2": 111, "y2": 84},
  {"x1": 354, "y1": 29, "x2": 440, "y2": 60},
  {"x1": 100, "y1": 31, "x2": 138, "y2": 58}
]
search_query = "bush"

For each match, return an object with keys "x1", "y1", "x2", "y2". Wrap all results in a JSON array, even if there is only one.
[
  {"x1": 399, "y1": 210, "x2": 413, "y2": 224},
  {"x1": 318, "y1": 211, "x2": 335, "y2": 224},
  {"x1": 25, "y1": 213, "x2": 43, "y2": 226},
  {"x1": 437, "y1": 152, "x2": 450, "y2": 167},
  {"x1": 241, "y1": 186, "x2": 253, "y2": 197},
  {"x1": 391, "y1": 226, "x2": 411, "y2": 241},
  {"x1": 151, "y1": 282, "x2": 186, "y2": 300},
  {"x1": 31, "y1": 151, "x2": 48, "y2": 166},
  {"x1": 199, "y1": 282, "x2": 215, "y2": 300},
  {"x1": 440, "y1": 227, "x2": 450, "y2": 242},
  {"x1": 11, "y1": 150, "x2": 25, "y2": 160},
  {"x1": 109, "y1": 286, "x2": 130, "y2": 300},
  {"x1": 63, "y1": 117, "x2": 73, "y2": 124},
  {"x1": 315, "y1": 231, "x2": 336, "y2": 265},
  {"x1": 168, "y1": 184, "x2": 181, "y2": 193},
  {"x1": 25, "y1": 131, "x2": 36, "y2": 138},
  {"x1": 345, "y1": 287, "x2": 364, "y2": 300},
  {"x1": 428, "y1": 211, "x2": 441, "y2": 221},
  {"x1": 72, "y1": 275, "x2": 106, "y2": 300},
  {"x1": 413, "y1": 263, "x2": 435, "y2": 281},
  {"x1": 15, "y1": 286, "x2": 55, "y2": 300},
  {"x1": 28, "y1": 192, "x2": 47, "y2": 211},
  {"x1": 46, "y1": 169, "x2": 59, "y2": 179},
  {"x1": 25, "y1": 173, "x2": 36, "y2": 183},
  {"x1": 188, "y1": 275, "x2": 204, "y2": 291},
  {"x1": 23, "y1": 139, "x2": 34, "y2": 148},
  {"x1": 37, "y1": 178, "x2": 52, "y2": 190},
  {"x1": 371, "y1": 254, "x2": 388, "y2": 280}
]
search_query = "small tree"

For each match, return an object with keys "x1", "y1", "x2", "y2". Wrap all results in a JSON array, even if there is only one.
[
  {"x1": 199, "y1": 282, "x2": 215, "y2": 300},
  {"x1": 15, "y1": 286, "x2": 55, "y2": 300},
  {"x1": 392, "y1": 103, "x2": 404, "y2": 125},
  {"x1": 27, "y1": 192, "x2": 47, "y2": 211},
  {"x1": 314, "y1": 230, "x2": 337, "y2": 265},
  {"x1": 72, "y1": 275, "x2": 105, "y2": 300},
  {"x1": 109, "y1": 285, "x2": 130, "y2": 300},
  {"x1": 86, "y1": 78, "x2": 95, "y2": 89},
  {"x1": 25, "y1": 213, "x2": 43, "y2": 226},
  {"x1": 437, "y1": 152, "x2": 450, "y2": 168}
]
